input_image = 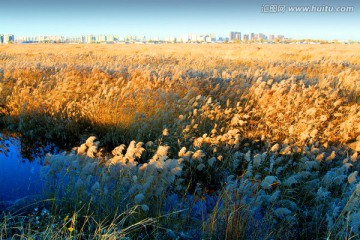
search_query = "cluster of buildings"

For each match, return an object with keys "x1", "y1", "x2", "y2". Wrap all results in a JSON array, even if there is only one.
[
  {"x1": 0, "y1": 34, "x2": 15, "y2": 44},
  {"x1": 229, "y1": 32, "x2": 285, "y2": 42},
  {"x1": 1, "y1": 32, "x2": 288, "y2": 44},
  {"x1": 164, "y1": 34, "x2": 218, "y2": 43}
]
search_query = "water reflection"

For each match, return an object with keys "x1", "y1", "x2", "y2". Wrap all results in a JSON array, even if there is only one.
[{"x1": 0, "y1": 135, "x2": 43, "y2": 203}]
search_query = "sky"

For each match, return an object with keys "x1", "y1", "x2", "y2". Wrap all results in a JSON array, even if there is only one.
[{"x1": 0, "y1": 0, "x2": 359, "y2": 40}]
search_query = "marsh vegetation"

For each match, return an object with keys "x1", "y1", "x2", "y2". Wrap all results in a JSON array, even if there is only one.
[{"x1": 0, "y1": 44, "x2": 359, "y2": 239}]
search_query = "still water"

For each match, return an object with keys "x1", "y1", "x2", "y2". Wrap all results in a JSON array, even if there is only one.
[{"x1": 0, "y1": 135, "x2": 43, "y2": 203}]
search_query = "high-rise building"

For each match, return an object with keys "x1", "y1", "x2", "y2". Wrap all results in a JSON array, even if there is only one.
[
  {"x1": 243, "y1": 34, "x2": 249, "y2": 42},
  {"x1": 85, "y1": 35, "x2": 94, "y2": 43},
  {"x1": 182, "y1": 34, "x2": 189, "y2": 43},
  {"x1": 197, "y1": 35, "x2": 206, "y2": 42},
  {"x1": 125, "y1": 35, "x2": 137, "y2": 41},
  {"x1": 277, "y1": 35, "x2": 285, "y2": 40},
  {"x1": 190, "y1": 34, "x2": 197, "y2": 42},
  {"x1": 0, "y1": 34, "x2": 3, "y2": 44},
  {"x1": 268, "y1": 34, "x2": 275, "y2": 41},
  {"x1": 235, "y1": 32, "x2": 241, "y2": 41},
  {"x1": 250, "y1": 33, "x2": 255, "y2": 41},
  {"x1": 4, "y1": 34, "x2": 14, "y2": 44},
  {"x1": 258, "y1": 33, "x2": 266, "y2": 41},
  {"x1": 107, "y1": 35, "x2": 115, "y2": 42},
  {"x1": 229, "y1": 32, "x2": 241, "y2": 41},
  {"x1": 205, "y1": 36, "x2": 212, "y2": 43},
  {"x1": 97, "y1": 35, "x2": 107, "y2": 43}
]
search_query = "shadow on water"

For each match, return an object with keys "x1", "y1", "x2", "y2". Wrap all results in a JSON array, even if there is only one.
[
  {"x1": 0, "y1": 111, "x2": 167, "y2": 160},
  {"x1": 0, "y1": 134, "x2": 46, "y2": 210}
]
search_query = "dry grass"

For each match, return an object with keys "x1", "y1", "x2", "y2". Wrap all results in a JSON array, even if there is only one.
[
  {"x1": 1, "y1": 43, "x2": 359, "y2": 148},
  {"x1": 1, "y1": 43, "x2": 360, "y2": 239}
]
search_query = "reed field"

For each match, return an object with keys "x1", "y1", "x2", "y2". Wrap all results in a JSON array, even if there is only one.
[{"x1": 0, "y1": 43, "x2": 360, "y2": 239}]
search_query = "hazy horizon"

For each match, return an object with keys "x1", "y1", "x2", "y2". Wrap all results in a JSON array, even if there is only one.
[{"x1": 1, "y1": 0, "x2": 359, "y2": 41}]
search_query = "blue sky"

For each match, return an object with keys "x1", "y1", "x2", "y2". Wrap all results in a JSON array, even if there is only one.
[{"x1": 0, "y1": 0, "x2": 359, "y2": 40}]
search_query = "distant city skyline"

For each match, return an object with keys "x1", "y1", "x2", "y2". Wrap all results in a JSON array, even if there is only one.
[
  {"x1": 1, "y1": 0, "x2": 359, "y2": 41},
  {"x1": 1, "y1": 32, "x2": 291, "y2": 44}
]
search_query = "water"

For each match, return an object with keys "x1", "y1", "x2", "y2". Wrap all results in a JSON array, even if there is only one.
[{"x1": 0, "y1": 135, "x2": 43, "y2": 203}]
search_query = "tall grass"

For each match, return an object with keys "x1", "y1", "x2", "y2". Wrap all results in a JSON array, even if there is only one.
[{"x1": 0, "y1": 44, "x2": 359, "y2": 239}]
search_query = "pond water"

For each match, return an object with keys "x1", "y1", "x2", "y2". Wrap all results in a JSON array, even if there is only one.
[{"x1": 0, "y1": 135, "x2": 43, "y2": 203}]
